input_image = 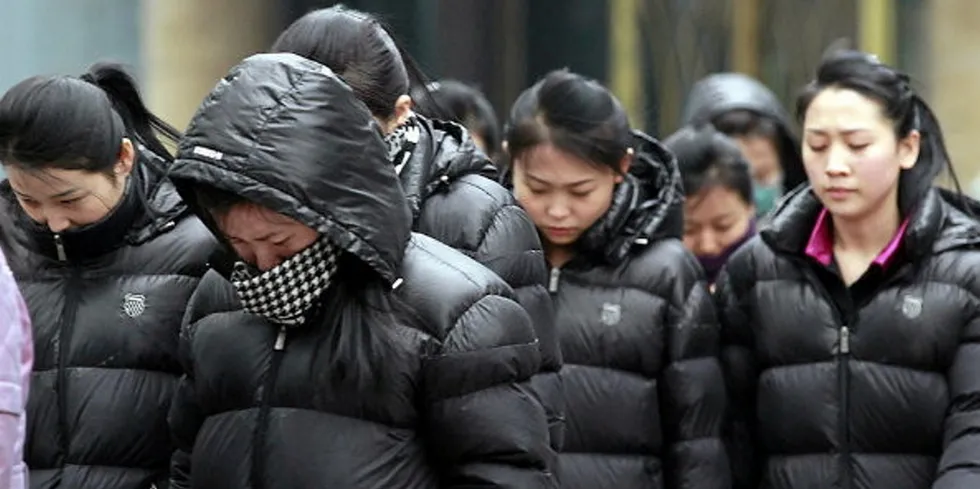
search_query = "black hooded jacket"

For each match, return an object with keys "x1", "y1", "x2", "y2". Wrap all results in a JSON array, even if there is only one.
[
  {"x1": 550, "y1": 132, "x2": 730, "y2": 489},
  {"x1": 0, "y1": 150, "x2": 216, "y2": 489},
  {"x1": 398, "y1": 115, "x2": 562, "y2": 450},
  {"x1": 717, "y1": 185, "x2": 980, "y2": 489},
  {"x1": 682, "y1": 73, "x2": 806, "y2": 193},
  {"x1": 166, "y1": 53, "x2": 555, "y2": 489}
]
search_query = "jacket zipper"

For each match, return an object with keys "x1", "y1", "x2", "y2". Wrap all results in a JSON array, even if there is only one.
[
  {"x1": 250, "y1": 325, "x2": 288, "y2": 489},
  {"x1": 54, "y1": 233, "x2": 67, "y2": 261},
  {"x1": 798, "y1": 262, "x2": 852, "y2": 488},
  {"x1": 548, "y1": 267, "x2": 561, "y2": 293},
  {"x1": 56, "y1": 256, "x2": 78, "y2": 469},
  {"x1": 837, "y1": 323, "x2": 851, "y2": 489}
]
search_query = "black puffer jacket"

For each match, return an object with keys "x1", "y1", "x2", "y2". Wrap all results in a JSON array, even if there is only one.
[
  {"x1": 167, "y1": 53, "x2": 555, "y2": 489},
  {"x1": 550, "y1": 132, "x2": 729, "y2": 489},
  {"x1": 717, "y1": 186, "x2": 980, "y2": 489},
  {"x1": 0, "y1": 152, "x2": 215, "y2": 489},
  {"x1": 682, "y1": 73, "x2": 806, "y2": 193},
  {"x1": 399, "y1": 116, "x2": 562, "y2": 450}
]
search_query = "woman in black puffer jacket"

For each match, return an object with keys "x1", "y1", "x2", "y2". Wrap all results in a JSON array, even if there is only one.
[
  {"x1": 719, "y1": 49, "x2": 980, "y2": 489},
  {"x1": 166, "y1": 53, "x2": 554, "y2": 489},
  {"x1": 504, "y1": 70, "x2": 730, "y2": 489},
  {"x1": 0, "y1": 64, "x2": 215, "y2": 489},
  {"x1": 271, "y1": 6, "x2": 562, "y2": 452}
]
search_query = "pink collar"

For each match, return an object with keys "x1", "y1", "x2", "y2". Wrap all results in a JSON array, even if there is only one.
[{"x1": 804, "y1": 208, "x2": 910, "y2": 269}]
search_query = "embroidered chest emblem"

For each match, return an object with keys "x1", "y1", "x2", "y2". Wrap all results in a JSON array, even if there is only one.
[
  {"x1": 900, "y1": 295, "x2": 922, "y2": 319},
  {"x1": 122, "y1": 293, "x2": 147, "y2": 318},
  {"x1": 600, "y1": 303, "x2": 622, "y2": 326}
]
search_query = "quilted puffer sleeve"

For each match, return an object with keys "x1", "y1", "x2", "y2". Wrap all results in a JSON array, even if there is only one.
[
  {"x1": 169, "y1": 270, "x2": 239, "y2": 489},
  {"x1": 168, "y1": 317, "x2": 203, "y2": 488},
  {"x1": 416, "y1": 169, "x2": 564, "y2": 452},
  {"x1": 422, "y1": 291, "x2": 557, "y2": 488},
  {"x1": 933, "y1": 311, "x2": 980, "y2": 489},
  {"x1": 715, "y1": 259, "x2": 761, "y2": 489},
  {"x1": 661, "y1": 254, "x2": 730, "y2": 489},
  {"x1": 473, "y1": 198, "x2": 563, "y2": 451}
]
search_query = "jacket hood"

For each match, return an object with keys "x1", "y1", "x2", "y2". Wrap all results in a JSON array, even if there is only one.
[
  {"x1": 761, "y1": 184, "x2": 980, "y2": 261},
  {"x1": 683, "y1": 73, "x2": 791, "y2": 127},
  {"x1": 169, "y1": 53, "x2": 410, "y2": 284},
  {"x1": 682, "y1": 73, "x2": 807, "y2": 191},
  {"x1": 398, "y1": 115, "x2": 496, "y2": 221},
  {"x1": 577, "y1": 131, "x2": 684, "y2": 265},
  {"x1": 0, "y1": 148, "x2": 187, "y2": 262}
]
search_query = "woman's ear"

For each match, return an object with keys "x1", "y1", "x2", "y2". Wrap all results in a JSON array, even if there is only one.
[
  {"x1": 114, "y1": 138, "x2": 136, "y2": 184},
  {"x1": 898, "y1": 129, "x2": 921, "y2": 170},
  {"x1": 393, "y1": 95, "x2": 413, "y2": 127},
  {"x1": 616, "y1": 148, "x2": 634, "y2": 178}
]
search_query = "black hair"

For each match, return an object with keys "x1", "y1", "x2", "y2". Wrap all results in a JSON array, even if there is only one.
[
  {"x1": 796, "y1": 49, "x2": 960, "y2": 215},
  {"x1": 413, "y1": 79, "x2": 501, "y2": 154},
  {"x1": 665, "y1": 124, "x2": 754, "y2": 205},
  {"x1": 0, "y1": 62, "x2": 180, "y2": 176},
  {"x1": 711, "y1": 109, "x2": 780, "y2": 141},
  {"x1": 272, "y1": 4, "x2": 433, "y2": 122},
  {"x1": 309, "y1": 253, "x2": 417, "y2": 403},
  {"x1": 190, "y1": 183, "x2": 414, "y2": 394},
  {"x1": 505, "y1": 69, "x2": 631, "y2": 172}
]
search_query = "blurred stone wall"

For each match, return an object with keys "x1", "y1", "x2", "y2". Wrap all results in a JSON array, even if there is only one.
[
  {"x1": 929, "y1": 1, "x2": 980, "y2": 189},
  {"x1": 141, "y1": 0, "x2": 280, "y2": 131}
]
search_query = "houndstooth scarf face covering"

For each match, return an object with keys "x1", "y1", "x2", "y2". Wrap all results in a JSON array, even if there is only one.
[
  {"x1": 230, "y1": 236, "x2": 340, "y2": 326},
  {"x1": 384, "y1": 114, "x2": 420, "y2": 175}
]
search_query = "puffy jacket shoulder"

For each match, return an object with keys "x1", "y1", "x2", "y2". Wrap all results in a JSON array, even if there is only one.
[
  {"x1": 124, "y1": 214, "x2": 216, "y2": 276},
  {"x1": 939, "y1": 248, "x2": 980, "y2": 296},
  {"x1": 717, "y1": 235, "x2": 778, "y2": 293},
  {"x1": 418, "y1": 173, "x2": 545, "y2": 283},
  {"x1": 398, "y1": 232, "x2": 533, "y2": 343},
  {"x1": 617, "y1": 237, "x2": 706, "y2": 299},
  {"x1": 182, "y1": 268, "x2": 241, "y2": 331}
]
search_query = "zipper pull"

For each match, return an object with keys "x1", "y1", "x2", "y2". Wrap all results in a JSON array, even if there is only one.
[
  {"x1": 839, "y1": 326, "x2": 850, "y2": 355},
  {"x1": 54, "y1": 233, "x2": 67, "y2": 262},
  {"x1": 548, "y1": 268, "x2": 561, "y2": 293},
  {"x1": 274, "y1": 326, "x2": 288, "y2": 351}
]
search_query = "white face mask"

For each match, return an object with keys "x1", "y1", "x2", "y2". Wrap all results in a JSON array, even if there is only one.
[{"x1": 231, "y1": 236, "x2": 340, "y2": 326}]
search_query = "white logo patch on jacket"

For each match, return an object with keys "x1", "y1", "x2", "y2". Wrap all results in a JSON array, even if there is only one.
[{"x1": 122, "y1": 293, "x2": 147, "y2": 318}]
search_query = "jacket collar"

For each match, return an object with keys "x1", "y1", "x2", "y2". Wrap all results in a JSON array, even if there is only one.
[
  {"x1": 395, "y1": 115, "x2": 496, "y2": 223},
  {"x1": 761, "y1": 185, "x2": 980, "y2": 262}
]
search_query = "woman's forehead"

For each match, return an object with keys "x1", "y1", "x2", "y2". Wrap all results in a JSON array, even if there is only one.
[{"x1": 6, "y1": 166, "x2": 105, "y2": 197}]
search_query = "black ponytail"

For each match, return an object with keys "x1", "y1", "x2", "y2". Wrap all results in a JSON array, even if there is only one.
[
  {"x1": 81, "y1": 62, "x2": 181, "y2": 161},
  {"x1": 0, "y1": 61, "x2": 179, "y2": 176}
]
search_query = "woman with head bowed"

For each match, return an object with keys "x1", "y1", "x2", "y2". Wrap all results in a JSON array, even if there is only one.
[
  {"x1": 504, "y1": 69, "x2": 730, "y2": 489},
  {"x1": 718, "y1": 49, "x2": 980, "y2": 489},
  {"x1": 165, "y1": 52, "x2": 555, "y2": 489},
  {"x1": 412, "y1": 79, "x2": 500, "y2": 160},
  {"x1": 683, "y1": 73, "x2": 806, "y2": 217},
  {"x1": 272, "y1": 6, "x2": 562, "y2": 452},
  {"x1": 665, "y1": 124, "x2": 757, "y2": 286},
  {"x1": 0, "y1": 63, "x2": 216, "y2": 489}
]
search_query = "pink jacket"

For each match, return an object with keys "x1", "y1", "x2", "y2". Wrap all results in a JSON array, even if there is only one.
[{"x1": 0, "y1": 249, "x2": 30, "y2": 489}]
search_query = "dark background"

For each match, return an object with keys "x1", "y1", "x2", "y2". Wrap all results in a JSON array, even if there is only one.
[{"x1": 277, "y1": 0, "x2": 925, "y2": 138}]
